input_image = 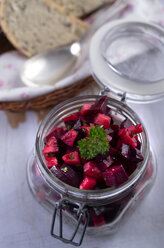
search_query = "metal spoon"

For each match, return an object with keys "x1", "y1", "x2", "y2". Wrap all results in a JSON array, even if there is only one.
[{"x1": 21, "y1": 0, "x2": 127, "y2": 87}]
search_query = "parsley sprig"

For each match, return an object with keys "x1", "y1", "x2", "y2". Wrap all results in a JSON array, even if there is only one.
[
  {"x1": 61, "y1": 167, "x2": 68, "y2": 172},
  {"x1": 78, "y1": 126, "x2": 109, "y2": 160}
]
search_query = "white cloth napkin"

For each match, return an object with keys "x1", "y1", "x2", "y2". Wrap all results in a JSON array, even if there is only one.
[{"x1": 0, "y1": 0, "x2": 164, "y2": 101}]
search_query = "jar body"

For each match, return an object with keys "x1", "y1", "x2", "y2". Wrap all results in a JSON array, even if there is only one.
[
  {"x1": 27, "y1": 96, "x2": 157, "y2": 236},
  {"x1": 27, "y1": 150, "x2": 156, "y2": 235}
]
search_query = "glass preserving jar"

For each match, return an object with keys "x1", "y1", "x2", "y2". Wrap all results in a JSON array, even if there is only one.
[
  {"x1": 26, "y1": 18, "x2": 164, "y2": 246},
  {"x1": 27, "y1": 95, "x2": 157, "y2": 246}
]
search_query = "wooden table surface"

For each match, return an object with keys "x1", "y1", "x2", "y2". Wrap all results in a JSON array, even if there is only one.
[{"x1": 0, "y1": 89, "x2": 164, "y2": 248}]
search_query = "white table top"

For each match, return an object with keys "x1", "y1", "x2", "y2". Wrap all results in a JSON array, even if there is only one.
[{"x1": 0, "y1": 86, "x2": 164, "y2": 248}]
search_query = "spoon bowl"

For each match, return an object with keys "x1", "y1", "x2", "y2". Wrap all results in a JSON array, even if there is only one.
[{"x1": 21, "y1": 43, "x2": 81, "y2": 87}]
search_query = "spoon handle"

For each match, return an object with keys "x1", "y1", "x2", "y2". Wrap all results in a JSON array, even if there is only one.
[{"x1": 79, "y1": 0, "x2": 128, "y2": 45}]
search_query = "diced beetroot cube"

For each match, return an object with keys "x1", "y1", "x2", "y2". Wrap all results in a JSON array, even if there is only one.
[
  {"x1": 81, "y1": 126, "x2": 92, "y2": 135},
  {"x1": 105, "y1": 127, "x2": 115, "y2": 136},
  {"x1": 45, "y1": 126, "x2": 66, "y2": 143},
  {"x1": 119, "y1": 144, "x2": 143, "y2": 166},
  {"x1": 61, "y1": 129, "x2": 78, "y2": 147},
  {"x1": 118, "y1": 128, "x2": 127, "y2": 137},
  {"x1": 108, "y1": 133, "x2": 118, "y2": 149},
  {"x1": 92, "y1": 215, "x2": 106, "y2": 227},
  {"x1": 110, "y1": 114, "x2": 122, "y2": 131},
  {"x1": 98, "y1": 155, "x2": 114, "y2": 172},
  {"x1": 45, "y1": 157, "x2": 58, "y2": 168},
  {"x1": 121, "y1": 134, "x2": 137, "y2": 148},
  {"x1": 61, "y1": 164, "x2": 81, "y2": 187},
  {"x1": 90, "y1": 96, "x2": 108, "y2": 114},
  {"x1": 73, "y1": 119, "x2": 82, "y2": 130},
  {"x1": 110, "y1": 114, "x2": 122, "y2": 126},
  {"x1": 107, "y1": 155, "x2": 114, "y2": 166},
  {"x1": 74, "y1": 130, "x2": 86, "y2": 143},
  {"x1": 118, "y1": 129, "x2": 137, "y2": 148},
  {"x1": 79, "y1": 114, "x2": 94, "y2": 124},
  {"x1": 50, "y1": 165, "x2": 68, "y2": 183},
  {"x1": 109, "y1": 146, "x2": 118, "y2": 157},
  {"x1": 103, "y1": 165, "x2": 128, "y2": 187},
  {"x1": 129, "y1": 147, "x2": 144, "y2": 163},
  {"x1": 94, "y1": 113, "x2": 111, "y2": 129},
  {"x1": 46, "y1": 136, "x2": 57, "y2": 147},
  {"x1": 120, "y1": 144, "x2": 130, "y2": 160},
  {"x1": 81, "y1": 157, "x2": 88, "y2": 164},
  {"x1": 80, "y1": 103, "x2": 94, "y2": 116},
  {"x1": 55, "y1": 127, "x2": 67, "y2": 138},
  {"x1": 126, "y1": 124, "x2": 143, "y2": 136},
  {"x1": 94, "y1": 153, "x2": 108, "y2": 163},
  {"x1": 111, "y1": 124, "x2": 120, "y2": 131},
  {"x1": 83, "y1": 161, "x2": 102, "y2": 180},
  {"x1": 79, "y1": 177, "x2": 97, "y2": 190},
  {"x1": 43, "y1": 136, "x2": 59, "y2": 155},
  {"x1": 135, "y1": 124, "x2": 143, "y2": 133},
  {"x1": 124, "y1": 162, "x2": 138, "y2": 176},
  {"x1": 62, "y1": 113, "x2": 79, "y2": 122},
  {"x1": 119, "y1": 124, "x2": 143, "y2": 138},
  {"x1": 62, "y1": 151, "x2": 80, "y2": 165},
  {"x1": 117, "y1": 138, "x2": 122, "y2": 149},
  {"x1": 106, "y1": 135, "x2": 112, "y2": 142},
  {"x1": 50, "y1": 164, "x2": 81, "y2": 188},
  {"x1": 136, "y1": 139, "x2": 141, "y2": 150}
]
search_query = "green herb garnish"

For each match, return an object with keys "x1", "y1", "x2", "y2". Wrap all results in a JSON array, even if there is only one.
[
  {"x1": 69, "y1": 154, "x2": 74, "y2": 160},
  {"x1": 83, "y1": 122, "x2": 88, "y2": 126},
  {"x1": 131, "y1": 131, "x2": 137, "y2": 137},
  {"x1": 46, "y1": 153, "x2": 56, "y2": 157},
  {"x1": 66, "y1": 125, "x2": 72, "y2": 130},
  {"x1": 61, "y1": 167, "x2": 68, "y2": 172},
  {"x1": 78, "y1": 126, "x2": 109, "y2": 160}
]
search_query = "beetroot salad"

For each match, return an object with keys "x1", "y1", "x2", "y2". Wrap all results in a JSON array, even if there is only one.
[{"x1": 42, "y1": 96, "x2": 144, "y2": 190}]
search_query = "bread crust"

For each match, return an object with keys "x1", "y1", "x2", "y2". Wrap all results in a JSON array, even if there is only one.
[
  {"x1": 0, "y1": 0, "x2": 31, "y2": 56},
  {"x1": 44, "y1": 0, "x2": 89, "y2": 29},
  {"x1": 50, "y1": 0, "x2": 114, "y2": 17}
]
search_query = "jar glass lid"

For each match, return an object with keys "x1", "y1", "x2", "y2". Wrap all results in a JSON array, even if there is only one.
[{"x1": 89, "y1": 20, "x2": 164, "y2": 103}]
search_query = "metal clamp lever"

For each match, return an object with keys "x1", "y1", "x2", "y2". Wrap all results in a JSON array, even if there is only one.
[
  {"x1": 99, "y1": 87, "x2": 126, "y2": 102},
  {"x1": 51, "y1": 198, "x2": 89, "y2": 246}
]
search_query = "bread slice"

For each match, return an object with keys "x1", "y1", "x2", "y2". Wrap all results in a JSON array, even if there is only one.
[
  {"x1": 53, "y1": 0, "x2": 114, "y2": 17},
  {"x1": 0, "y1": 0, "x2": 88, "y2": 57}
]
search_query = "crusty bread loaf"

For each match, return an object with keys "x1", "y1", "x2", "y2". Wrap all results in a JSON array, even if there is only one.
[
  {"x1": 53, "y1": 0, "x2": 114, "y2": 17},
  {"x1": 0, "y1": 0, "x2": 88, "y2": 57}
]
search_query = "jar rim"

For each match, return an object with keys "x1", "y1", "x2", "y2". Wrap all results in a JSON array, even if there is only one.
[
  {"x1": 35, "y1": 95, "x2": 149, "y2": 204},
  {"x1": 90, "y1": 20, "x2": 164, "y2": 103}
]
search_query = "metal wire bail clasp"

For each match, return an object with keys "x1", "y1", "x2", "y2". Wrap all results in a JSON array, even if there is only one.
[
  {"x1": 51, "y1": 198, "x2": 89, "y2": 246},
  {"x1": 99, "y1": 87, "x2": 110, "y2": 96},
  {"x1": 99, "y1": 87, "x2": 126, "y2": 102}
]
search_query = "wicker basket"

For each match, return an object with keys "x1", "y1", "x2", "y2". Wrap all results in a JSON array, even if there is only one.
[{"x1": 0, "y1": 31, "x2": 94, "y2": 111}]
